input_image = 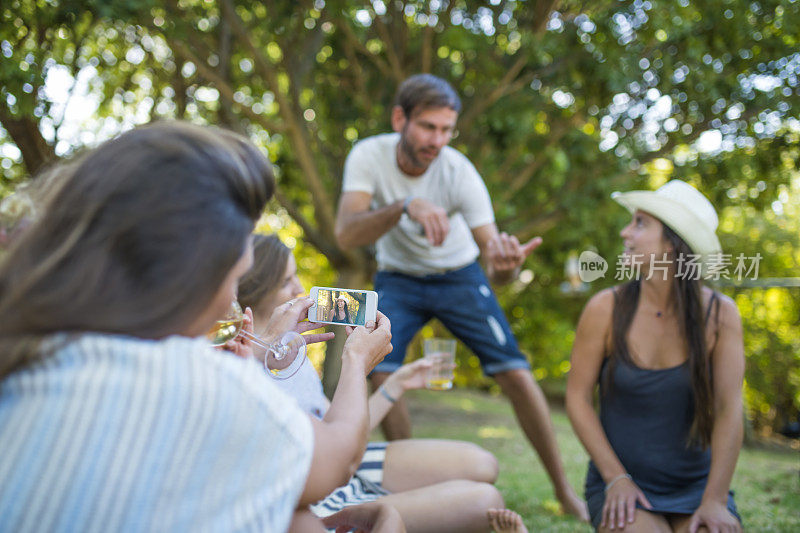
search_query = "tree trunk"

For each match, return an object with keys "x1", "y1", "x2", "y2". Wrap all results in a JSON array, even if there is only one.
[
  {"x1": 0, "y1": 112, "x2": 54, "y2": 177},
  {"x1": 216, "y1": 11, "x2": 241, "y2": 133}
]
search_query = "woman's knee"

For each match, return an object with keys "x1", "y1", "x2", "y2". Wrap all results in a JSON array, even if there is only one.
[
  {"x1": 461, "y1": 442, "x2": 499, "y2": 484},
  {"x1": 435, "y1": 441, "x2": 498, "y2": 483},
  {"x1": 469, "y1": 481, "x2": 504, "y2": 510}
]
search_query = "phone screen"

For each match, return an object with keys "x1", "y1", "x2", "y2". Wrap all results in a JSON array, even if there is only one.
[{"x1": 315, "y1": 288, "x2": 370, "y2": 326}]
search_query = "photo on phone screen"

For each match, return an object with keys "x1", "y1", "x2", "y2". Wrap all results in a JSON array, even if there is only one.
[{"x1": 312, "y1": 288, "x2": 376, "y2": 327}]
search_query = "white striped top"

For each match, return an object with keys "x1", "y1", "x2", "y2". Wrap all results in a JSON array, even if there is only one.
[{"x1": 0, "y1": 333, "x2": 313, "y2": 533}]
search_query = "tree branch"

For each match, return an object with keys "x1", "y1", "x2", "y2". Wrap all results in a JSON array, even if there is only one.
[
  {"x1": 514, "y1": 208, "x2": 565, "y2": 240},
  {"x1": 442, "y1": 0, "x2": 457, "y2": 27},
  {"x1": 340, "y1": 30, "x2": 373, "y2": 114},
  {"x1": 216, "y1": 8, "x2": 241, "y2": 131},
  {"x1": 368, "y1": 5, "x2": 406, "y2": 81},
  {"x1": 0, "y1": 106, "x2": 55, "y2": 176},
  {"x1": 273, "y1": 189, "x2": 324, "y2": 250},
  {"x1": 500, "y1": 115, "x2": 579, "y2": 201},
  {"x1": 220, "y1": 0, "x2": 338, "y2": 236},
  {"x1": 333, "y1": 17, "x2": 394, "y2": 80},
  {"x1": 532, "y1": 0, "x2": 559, "y2": 34},
  {"x1": 289, "y1": 0, "x2": 327, "y2": 82},
  {"x1": 273, "y1": 187, "x2": 353, "y2": 266},
  {"x1": 420, "y1": 4, "x2": 435, "y2": 73},
  {"x1": 52, "y1": 16, "x2": 95, "y2": 141},
  {"x1": 458, "y1": 54, "x2": 528, "y2": 132},
  {"x1": 169, "y1": 39, "x2": 284, "y2": 133}
]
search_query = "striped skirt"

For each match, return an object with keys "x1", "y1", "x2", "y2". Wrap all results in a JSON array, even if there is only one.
[{"x1": 310, "y1": 442, "x2": 390, "y2": 518}]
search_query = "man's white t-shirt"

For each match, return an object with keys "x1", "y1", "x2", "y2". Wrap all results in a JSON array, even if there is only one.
[{"x1": 343, "y1": 132, "x2": 495, "y2": 276}]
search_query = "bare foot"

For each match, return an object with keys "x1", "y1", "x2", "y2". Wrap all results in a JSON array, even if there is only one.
[
  {"x1": 556, "y1": 485, "x2": 590, "y2": 522},
  {"x1": 487, "y1": 509, "x2": 529, "y2": 533}
]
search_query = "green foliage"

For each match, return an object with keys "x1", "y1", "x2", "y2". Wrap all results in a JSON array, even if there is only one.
[
  {"x1": 1, "y1": 0, "x2": 798, "y2": 431},
  {"x1": 738, "y1": 287, "x2": 800, "y2": 431}
]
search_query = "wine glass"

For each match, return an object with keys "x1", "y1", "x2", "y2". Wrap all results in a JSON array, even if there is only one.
[{"x1": 207, "y1": 301, "x2": 307, "y2": 380}]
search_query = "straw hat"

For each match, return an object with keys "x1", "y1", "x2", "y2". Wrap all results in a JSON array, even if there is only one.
[{"x1": 611, "y1": 180, "x2": 722, "y2": 260}]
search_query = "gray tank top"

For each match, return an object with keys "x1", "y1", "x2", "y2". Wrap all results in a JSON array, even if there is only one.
[
  {"x1": 586, "y1": 358, "x2": 711, "y2": 497},
  {"x1": 584, "y1": 291, "x2": 739, "y2": 523}
]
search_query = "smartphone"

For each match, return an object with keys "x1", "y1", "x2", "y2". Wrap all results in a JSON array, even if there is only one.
[{"x1": 309, "y1": 287, "x2": 378, "y2": 327}]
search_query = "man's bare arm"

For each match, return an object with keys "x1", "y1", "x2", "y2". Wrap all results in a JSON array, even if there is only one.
[
  {"x1": 335, "y1": 191, "x2": 404, "y2": 250},
  {"x1": 335, "y1": 191, "x2": 451, "y2": 249}
]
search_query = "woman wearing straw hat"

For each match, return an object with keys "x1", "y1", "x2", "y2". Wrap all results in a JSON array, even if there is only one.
[
  {"x1": 566, "y1": 180, "x2": 744, "y2": 532},
  {"x1": 329, "y1": 295, "x2": 353, "y2": 324}
]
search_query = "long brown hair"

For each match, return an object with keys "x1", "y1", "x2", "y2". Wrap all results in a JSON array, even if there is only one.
[
  {"x1": 607, "y1": 224, "x2": 717, "y2": 448},
  {"x1": 0, "y1": 121, "x2": 274, "y2": 378},
  {"x1": 237, "y1": 234, "x2": 291, "y2": 313}
]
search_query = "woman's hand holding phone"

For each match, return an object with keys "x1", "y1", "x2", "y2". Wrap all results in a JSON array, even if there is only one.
[
  {"x1": 261, "y1": 297, "x2": 334, "y2": 346},
  {"x1": 342, "y1": 311, "x2": 393, "y2": 375}
]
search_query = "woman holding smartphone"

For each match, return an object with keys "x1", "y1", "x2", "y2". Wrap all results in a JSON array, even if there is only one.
[
  {"x1": 566, "y1": 180, "x2": 744, "y2": 532},
  {"x1": 0, "y1": 122, "x2": 398, "y2": 533},
  {"x1": 238, "y1": 234, "x2": 515, "y2": 533}
]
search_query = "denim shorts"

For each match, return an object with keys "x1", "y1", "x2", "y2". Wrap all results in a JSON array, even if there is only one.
[{"x1": 373, "y1": 262, "x2": 531, "y2": 375}]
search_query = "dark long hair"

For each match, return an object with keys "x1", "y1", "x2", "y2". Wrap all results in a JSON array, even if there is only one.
[
  {"x1": 607, "y1": 224, "x2": 716, "y2": 448},
  {"x1": 332, "y1": 298, "x2": 351, "y2": 323},
  {"x1": 237, "y1": 234, "x2": 291, "y2": 313},
  {"x1": 0, "y1": 121, "x2": 274, "y2": 378}
]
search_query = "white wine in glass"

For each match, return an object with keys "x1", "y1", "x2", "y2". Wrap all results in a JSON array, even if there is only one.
[{"x1": 207, "y1": 301, "x2": 307, "y2": 380}]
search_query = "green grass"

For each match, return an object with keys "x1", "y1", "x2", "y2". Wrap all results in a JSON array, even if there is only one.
[{"x1": 390, "y1": 388, "x2": 800, "y2": 532}]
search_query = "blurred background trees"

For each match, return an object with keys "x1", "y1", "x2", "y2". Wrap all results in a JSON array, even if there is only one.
[{"x1": 1, "y1": 0, "x2": 797, "y2": 436}]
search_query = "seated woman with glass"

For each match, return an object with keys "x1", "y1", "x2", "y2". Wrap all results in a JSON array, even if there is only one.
[
  {"x1": 0, "y1": 122, "x2": 399, "y2": 533},
  {"x1": 234, "y1": 234, "x2": 511, "y2": 533}
]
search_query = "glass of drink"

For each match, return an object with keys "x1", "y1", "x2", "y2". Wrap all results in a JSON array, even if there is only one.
[
  {"x1": 423, "y1": 338, "x2": 457, "y2": 390},
  {"x1": 207, "y1": 301, "x2": 307, "y2": 380}
]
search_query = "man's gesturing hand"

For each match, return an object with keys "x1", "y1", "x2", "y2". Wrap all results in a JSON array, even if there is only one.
[
  {"x1": 405, "y1": 197, "x2": 450, "y2": 246},
  {"x1": 486, "y1": 232, "x2": 542, "y2": 276}
]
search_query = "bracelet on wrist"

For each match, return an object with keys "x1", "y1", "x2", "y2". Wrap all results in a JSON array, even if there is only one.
[
  {"x1": 378, "y1": 385, "x2": 398, "y2": 404},
  {"x1": 604, "y1": 473, "x2": 632, "y2": 493},
  {"x1": 402, "y1": 196, "x2": 414, "y2": 215}
]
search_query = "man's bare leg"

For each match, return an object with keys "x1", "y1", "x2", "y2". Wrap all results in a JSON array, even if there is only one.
[
  {"x1": 493, "y1": 368, "x2": 589, "y2": 521},
  {"x1": 371, "y1": 371, "x2": 412, "y2": 440}
]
